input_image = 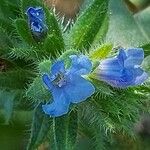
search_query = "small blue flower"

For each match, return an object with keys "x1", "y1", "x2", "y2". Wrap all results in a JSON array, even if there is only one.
[
  {"x1": 42, "y1": 55, "x2": 95, "y2": 117},
  {"x1": 26, "y1": 7, "x2": 48, "y2": 39},
  {"x1": 95, "y1": 48, "x2": 148, "y2": 88}
]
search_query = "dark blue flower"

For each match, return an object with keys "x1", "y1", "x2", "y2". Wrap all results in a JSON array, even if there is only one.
[
  {"x1": 42, "y1": 55, "x2": 95, "y2": 117},
  {"x1": 95, "y1": 48, "x2": 148, "y2": 88},
  {"x1": 26, "y1": 7, "x2": 48, "y2": 39}
]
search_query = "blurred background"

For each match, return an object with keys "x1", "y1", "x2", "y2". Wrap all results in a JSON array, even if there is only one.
[{"x1": 0, "y1": 0, "x2": 150, "y2": 150}]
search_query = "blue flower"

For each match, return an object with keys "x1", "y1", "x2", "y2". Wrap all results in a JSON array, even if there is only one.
[
  {"x1": 95, "y1": 48, "x2": 148, "y2": 88},
  {"x1": 26, "y1": 7, "x2": 48, "y2": 39},
  {"x1": 42, "y1": 55, "x2": 95, "y2": 117}
]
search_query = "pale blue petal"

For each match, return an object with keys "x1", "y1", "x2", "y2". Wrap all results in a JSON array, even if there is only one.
[
  {"x1": 133, "y1": 68, "x2": 148, "y2": 85},
  {"x1": 51, "y1": 61, "x2": 65, "y2": 75},
  {"x1": 31, "y1": 20, "x2": 44, "y2": 33},
  {"x1": 124, "y1": 48, "x2": 144, "y2": 68},
  {"x1": 104, "y1": 79, "x2": 132, "y2": 88},
  {"x1": 98, "y1": 58, "x2": 123, "y2": 80},
  {"x1": 65, "y1": 74, "x2": 95, "y2": 103},
  {"x1": 117, "y1": 49, "x2": 127, "y2": 66},
  {"x1": 42, "y1": 88, "x2": 70, "y2": 117},
  {"x1": 42, "y1": 74, "x2": 53, "y2": 90},
  {"x1": 99, "y1": 68, "x2": 134, "y2": 88},
  {"x1": 69, "y1": 55, "x2": 92, "y2": 75},
  {"x1": 102, "y1": 68, "x2": 148, "y2": 88}
]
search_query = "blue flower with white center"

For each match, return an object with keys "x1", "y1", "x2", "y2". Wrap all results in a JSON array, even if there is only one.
[
  {"x1": 26, "y1": 7, "x2": 48, "y2": 39},
  {"x1": 42, "y1": 55, "x2": 95, "y2": 117},
  {"x1": 95, "y1": 48, "x2": 148, "y2": 88}
]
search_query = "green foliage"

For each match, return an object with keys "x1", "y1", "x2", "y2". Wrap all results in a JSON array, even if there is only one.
[
  {"x1": 90, "y1": 43, "x2": 113, "y2": 60},
  {"x1": 92, "y1": 15, "x2": 109, "y2": 45},
  {"x1": 11, "y1": 45, "x2": 40, "y2": 60},
  {"x1": 43, "y1": 7, "x2": 65, "y2": 57},
  {"x1": 67, "y1": 110, "x2": 78, "y2": 150},
  {"x1": 0, "y1": 0, "x2": 149, "y2": 149},
  {"x1": 68, "y1": 0, "x2": 109, "y2": 50},
  {"x1": 0, "y1": 27, "x2": 13, "y2": 55},
  {"x1": 0, "y1": 90, "x2": 15, "y2": 125},
  {"x1": 106, "y1": 0, "x2": 150, "y2": 47},
  {"x1": 15, "y1": 19, "x2": 36, "y2": 45},
  {"x1": 53, "y1": 110, "x2": 78, "y2": 150},
  {"x1": 38, "y1": 59, "x2": 51, "y2": 73},
  {"x1": 0, "y1": 69, "x2": 32, "y2": 90},
  {"x1": 54, "y1": 116, "x2": 68, "y2": 150},
  {"x1": 142, "y1": 43, "x2": 150, "y2": 57},
  {"x1": 26, "y1": 77, "x2": 51, "y2": 103},
  {"x1": 0, "y1": 0, "x2": 19, "y2": 31},
  {"x1": 27, "y1": 103, "x2": 53, "y2": 150},
  {"x1": 43, "y1": 34, "x2": 63, "y2": 57}
]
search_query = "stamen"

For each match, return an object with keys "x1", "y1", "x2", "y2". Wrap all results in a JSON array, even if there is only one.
[{"x1": 52, "y1": 72, "x2": 66, "y2": 87}]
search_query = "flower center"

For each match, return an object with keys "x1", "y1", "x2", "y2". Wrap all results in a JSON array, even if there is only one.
[{"x1": 52, "y1": 72, "x2": 66, "y2": 87}]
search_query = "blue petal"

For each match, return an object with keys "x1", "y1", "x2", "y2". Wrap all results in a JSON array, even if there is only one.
[
  {"x1": 31, "y1": 20, "x2": 44, "y2": 33},
  {"x1": 42, "y1": 88, "x2": 70, "y2": 117},
  {"x1": 103, "y1": 68, "x2": 148, "y2": 88},
  {"x1": 69, "y1": 55, "x2": 92, "y2": 75},
  {"x1": 42, "y1": 74, "x2": 53, "y2": 90},
  {"x1": 98, "y1": 58, "x2": 123, "y2": 81},
  {"x1": 103, "y1": 71, "x2": 134, "y2": 88},
  {"x1": 26, "y1": 7, "x2": 44, "y2": 21},
  {"x1": 133, "y1": 68, "x2": 148, "y2": 85},
  {"x1": 51, "y1": 61, "x2": 65, "y2": 75},
  {"x1": 117, "y1": 49, "x2": 127, "y2": 66},
  {"x1": 98, "y1": 67, "x2": 135, "y2": 88},
  {"x1": 64, "y1": 74, "x2": 95, "y2": 103},
  {"x1": 103, "y1": 79, "x2": 131, "y2": 88},
  {"x1": 124, "y1": 48, "x2": 144, "y2": 68}
]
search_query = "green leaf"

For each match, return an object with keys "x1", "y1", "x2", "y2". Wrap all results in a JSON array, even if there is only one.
[
  {"x1": 54, "y1": 116, "x2": 68, "y2": 150},
  {"x1": 134, "y1": 6, "x2": 150, "y2": 40},
  {"x1": 27, "y1": 103, "x2": 52, "y2": 150},
  {"x1": 92, "y1": 15, "x2": 109, "y2": 45},
  {"x1": 11, "y1": 46, "x2": 40, "y2": 60},
  {"x1": 79, "y1": 0, "x2": 93, "y2": 13},
  {"x1": 0, "y1": 90, "x2": 15, "y2": 125},
  {"x1": 0, "y1": 69, "x2": 31, "y2": 90},
  {"x1": 68, "y1": 0, "x2": 109, "y2": 50},
  {"x1": 26, "y1": 77, "x2": 51, "y2": 102},
  {"x1": 106, "y1": 0, "x2": 150, "y2": 47},
  {"x1": 90, "y1": 43, "x2": 113, "y2": 60},
  {"x1": 91, "y1": 78, "x2": 114, "y2": 97},
  {"x1": 67, "y1": 110, "x2": 78, "y2": 150},
  {"x1": 43, "y1": 8, "x2": 65, "y2": 56},
  {"x1": 43, "y1": 33, "x2": 64, "y2": 57},
  {"x1": 0, "y1": 27, "x2": 13, "y2": 54},
  {"x1": 141, "y1": 43, "x2": 150, "y2": 57},
  {"x1": 0, "y1": 0, "x2": 18, "y2": 19},
  {"x1": 38, "y1": 59, "x2": 51, "y2": 74},
  {"x1": 15, "y1": 19, "x2": 35, "y2": 45},
  {"x1": 53, "y1": 111, "x2": 78, "y2": 150}
]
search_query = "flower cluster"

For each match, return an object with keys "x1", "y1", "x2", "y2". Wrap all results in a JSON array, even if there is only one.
[
  {"x1": 42, "y1": 48, "x2": 148, "y2": 117},
  {"x1": 27, "y1": 7, "x2": 148, "y2": 117},
  {"x1": 26, "y1": 7, "x2": 48, "y2": 39}
]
